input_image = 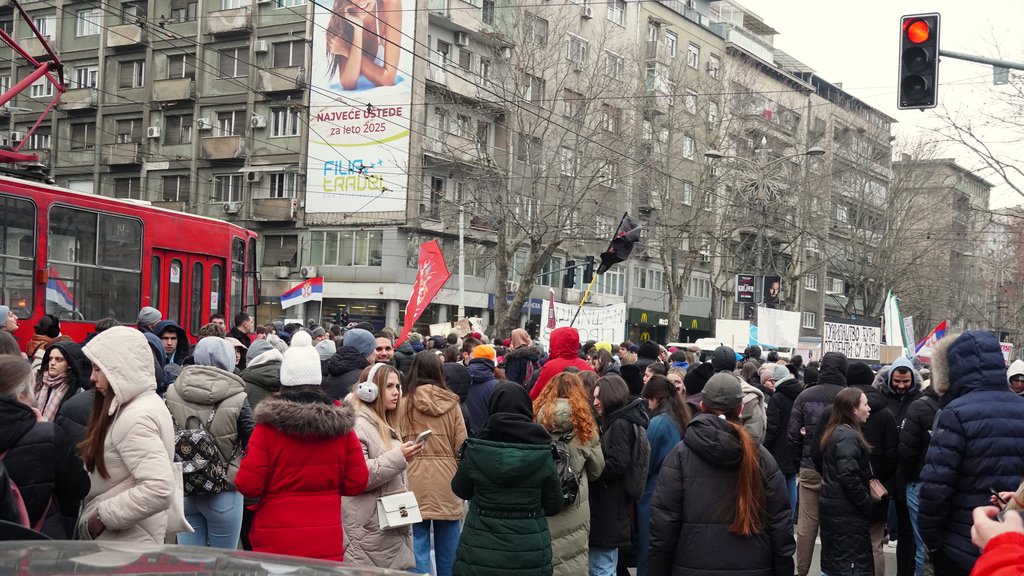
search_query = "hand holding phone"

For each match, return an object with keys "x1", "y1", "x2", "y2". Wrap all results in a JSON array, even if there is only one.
[{"x1": 416, "y1": 430, "x2": 433, "y2": 445}]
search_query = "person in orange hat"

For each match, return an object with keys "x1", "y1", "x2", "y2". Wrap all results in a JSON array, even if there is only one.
[{"x1": 463, "y1": 344, "x2": 499, "y2": 435}]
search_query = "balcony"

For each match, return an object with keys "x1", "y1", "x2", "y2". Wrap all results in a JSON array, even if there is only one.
[
  {"x1": 200, "y1": 136, "x2": 246, "y2": 160},
  {"x1": 58, "y1": 88, "x2": 98, "y2": 111},
  {"x1": 19, "y1": 36, "x2": 53, "y2": 59},
  {"x1": 107, "y1": 23, "x2": 147, "y2": 48},
  {"x1": 205, "y1": 7, "x2": 252, "y2": 36},
  {"x1": 646, "y1": 40, "x2": 674, "y2": 64},
  {"x1": 104, "y1": 143, "x2": 142, "y2": 165},
  {"x1": 721, "y1": 24, "x2": 775, "y2": 64},
  {"x1": 257, "y1": 66, "x2": 305, "y2": 93},
  {"x1": 251, "y1": 197, "x2": 297, "y2": 221},
  {"x1": 152, "y1": 78, "x2": 195, "y2": 103}
]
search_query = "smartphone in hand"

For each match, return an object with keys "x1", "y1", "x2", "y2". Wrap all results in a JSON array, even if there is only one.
[{"x1": 416, "y1": 430, "x2": 433, "y2": 445}]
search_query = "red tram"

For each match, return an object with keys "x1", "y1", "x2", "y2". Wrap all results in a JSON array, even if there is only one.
[{"x1": 0, "y1": 176, "x2": 259, "y2": 348}]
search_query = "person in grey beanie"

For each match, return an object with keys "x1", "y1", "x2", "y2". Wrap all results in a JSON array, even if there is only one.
[
  {"x1": 316, "y1": 339, "x2": 337, "y2": 377},
  {"x1": 137, "y1": 306, "x2": 162, "y2": 334},
  {"x1": 0, "y1": 305, "x2": 18, "y2": 335},
  {"x1": 323, "y1": 328, "x2": 378, "y2": 401}
]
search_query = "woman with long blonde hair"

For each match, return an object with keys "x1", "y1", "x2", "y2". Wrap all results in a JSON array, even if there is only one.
[
  {"x1": 343, "y1": 362, "x2": 422, "y2": 570},
  {"x1": 534, "y1": 372, "x2": 605, "y2": 576}
]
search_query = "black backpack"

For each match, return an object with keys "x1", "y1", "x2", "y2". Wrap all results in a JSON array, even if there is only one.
[
  {"x1": 551, "y1": 432, "x2": 583, "y2": 510},
  {"x1": 174, "y1": 406, "x2": 237, "y2": 496},
  {"x1": 622, "y1": 423, "x2": 651, "y2": 501}
]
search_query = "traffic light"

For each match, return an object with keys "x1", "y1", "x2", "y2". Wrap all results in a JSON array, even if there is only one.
[
  {"x1": 898, "y1": 13, "x2": 940, "y2": 110},
  {"x1": 564, "y1": 259, "x2": 576, "y2": 289},
  {"x1": 583, "y1": 256, "x2": 595, "y2": 284}
]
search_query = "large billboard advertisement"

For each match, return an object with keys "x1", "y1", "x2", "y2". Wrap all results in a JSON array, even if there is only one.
[{"x1": 307, "y1": 0, "x2": 415, "y2": 213}]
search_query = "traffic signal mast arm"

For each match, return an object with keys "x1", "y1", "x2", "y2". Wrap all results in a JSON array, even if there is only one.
[{"x1": 938, "y1": 49, "x2": 1024, "y2": 72}]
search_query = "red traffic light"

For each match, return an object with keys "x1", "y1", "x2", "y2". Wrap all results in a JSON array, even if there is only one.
[{"x1": 904, "y1": 19, "x2": 931, "y2": 44}]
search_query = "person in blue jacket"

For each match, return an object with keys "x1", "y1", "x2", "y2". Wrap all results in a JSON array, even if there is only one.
[{"x1": 919, "y1": 331, "x2": 1024, "y2": 576}]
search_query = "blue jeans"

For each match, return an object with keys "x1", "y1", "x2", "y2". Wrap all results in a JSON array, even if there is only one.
[
  {"x1": 589, "y1": 547, "x2": 618, "y2": 576},
  {"x1": 906, "y1": 482, "x2": 926, "y2": 576},
  {"x1": 177, "y1": 490, "x2": 244, "y2": 549},
  {"x1": 413, "y1": 519, "x2": 460, "y2": 576},
  {"x1": 785, "y1": 473, "x2": 798, "y2": 521}
]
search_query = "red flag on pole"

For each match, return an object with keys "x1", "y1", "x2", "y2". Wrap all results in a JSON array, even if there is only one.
[
  {"x1": 546, "y1": 288, "x2": 557, "y2": 330},
  {"x1": 397, "y1": 239, "x2": 451, "y2": 345}
]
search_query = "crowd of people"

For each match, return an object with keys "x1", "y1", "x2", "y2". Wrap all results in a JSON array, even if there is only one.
[{"x1": 1, "y1": 304, "x2": 1024, "y2": 576}]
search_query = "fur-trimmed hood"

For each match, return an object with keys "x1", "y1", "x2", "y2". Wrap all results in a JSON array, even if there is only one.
[
  {"x1": 254, "y1": 395, "x2": 356, "y2": 437},
  {"x1": 503, "y1": 344, "x2": 542, "y2": 362},
  {"x1": 931, "y1": 331, "x2": 1009, "y2": 402}
]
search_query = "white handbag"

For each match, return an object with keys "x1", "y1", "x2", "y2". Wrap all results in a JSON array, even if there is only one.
[
  {"x1": 167, "y1": 462, "x2": 194, "y2": 534},
  {"x1": 376, "y1": 492, "x2": 421, "y2": 530}
]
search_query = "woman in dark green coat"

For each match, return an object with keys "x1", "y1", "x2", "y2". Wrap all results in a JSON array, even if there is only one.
[{"x1": 452, "y1": 381, "x2": 563, "y2": 576}]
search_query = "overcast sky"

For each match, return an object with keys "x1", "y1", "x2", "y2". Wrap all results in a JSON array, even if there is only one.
[{"x1": 737, "y1": 0, "x2": 1024, "y2": 208}]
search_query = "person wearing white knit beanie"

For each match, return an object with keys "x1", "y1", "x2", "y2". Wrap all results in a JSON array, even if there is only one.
[{"x1": 280, "y1": 331, "x2": 322, "y2": 387}]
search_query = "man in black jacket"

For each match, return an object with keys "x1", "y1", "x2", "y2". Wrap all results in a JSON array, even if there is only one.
[
  {"x1": 764, "y1": 366, "x2": 802, "y2": 520},
  {"x1": 787, "y1": 351, "x2": 848, "y2": 576},
  {"x1": 899, "y1": 384, "x2": 940, "y2": 576}
]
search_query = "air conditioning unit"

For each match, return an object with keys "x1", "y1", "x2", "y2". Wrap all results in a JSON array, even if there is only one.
[
  {"x1": 223, "y1": 201, "x2": 241, "y2": 214},
  {"x1": 9, "y1": 131, "x2": 24, "y2": 142},
  {"x1": 251, "y1": 114, "x2": 267, "y2": 129},
  {"x1": 300, "y1": 265, "x2": 318, "y2": 279},
  {"x1": 572, "y1": 58, "x2": 584, "y2": 71},
  {"x1": 582, "y1": 5, "x2": 594, "y2": 19},
  {"x1": 254, "y1": 40, "x2": 268, "y2": 53},
  {"x1": 454, "y1": 32, "x2": 469, "y2": 47},
  {"x1": 196, "y1": 117, "x2": 213, "y2": 131},
  {"x1": 273, "y1": 265, "x2": 290, "y2": 279},
  {"x1": 146, "y1": 126, "x2": 161, "y2": 139},
  {"x1": 245, "y1": 170, "x2": 263, "y2": 183},
  {"x1": 699, "y1": 248, "x2": 711, "y2": 263}
]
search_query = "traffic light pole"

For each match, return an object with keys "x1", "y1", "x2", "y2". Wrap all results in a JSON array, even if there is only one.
[{"x1": 938, "y1": 49, "x2": 1024, "y2": 71}]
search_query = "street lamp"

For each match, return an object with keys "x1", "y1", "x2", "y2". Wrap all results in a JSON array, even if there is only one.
[{"x1": 704, "y1": 145, "x2": 825, "y2": 315}]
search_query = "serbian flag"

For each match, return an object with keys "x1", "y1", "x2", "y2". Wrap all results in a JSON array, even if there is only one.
[
  {"x1": 546, "y1": 288, "x2": 557, "y2": 330},
  {"x1": 397, "y1": 240, "x2": 450, "y2": 345},
  {"x1": 597, "y1": 212, "x2": 642, "y2": 274},
  {"x1": 280, "y1": 277, "x2": 324, "y2": 309},
  {"x1": 914, "y1": 320, "x2": 947, "y2": 361},
  {"x1": 46, "y1": 270, "x2": 77, "y2": 312}
]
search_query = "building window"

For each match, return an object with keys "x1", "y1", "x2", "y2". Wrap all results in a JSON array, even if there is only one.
[
  {"x1": 458, "y1": 47, "x2": 473, "y2": 71},
  {"x1": 559, "y1": 147, "x2": 576, "y2": 175},
  {"x1": 0, "y1": 75, "x2": 9, "y2": 93},
  {"x1": 168, "y1": 54, "x2": 195, "y2": 79},
  {"x1": 70, "y1": 123, "x2": 96, "y2": 150},
  {"x1": 114, "y1": 177, "x2": 142, "y2": 200},
  {"x1": 802, "y1": 311, "x2": 816, "y2": 329},
  {"x1": 29, "y1": 78, "x2": 53, "y2": 98},
  {"x1": 73, "y1": 66, "x2": 98, "y2": 89},
  {"x1": 482, "y1": 0, "x2": 495, "y2": 24},
  {"x1": 524, "y1": 12, "x2": 548, "y2": 47},
  {"x1": 26, "y1": 127, "x2": 50, "y2": 150},
  {"x1": 804, "y1": 273, "x2": 818, "y2": 291},
  {"x1": 162, "y1": 176, "x2": 191, "y2": 203},
  {"x1": 309, "y1": 230, "x2": 384, "y2": 267},
  {"x1": 75, "y1": 9, "x2": 100, "y2": 37},
  {"x1": 214, "y1": 174, "x2": 243, "y2": 203},
  {"x1": 596, "y1": 265, "x2": 625, "y2": 296},
  {"x1": 273, "y1": 41, "x2": 304, "y2": 67},
  {"x1": 604, "y1": 50, "x2": 624, "y2": 78},
  {"x1": 33, "y1": 15, "x2": 54, "y2": 38},
  {"x1": 271, "y1": 107, "x2": 300, "y2": 137},
  {"x1": 702, "y1": 190, "x2": 713, "y2": 212},
  {"x1": 516, "y1": 134, "x2": 542, "y2": 165},
  {"x1": 681, "y1": 180, "x2": 693, "y2": 205},
  {"x1": 165, "y1": 114, "x2": 193, "y2": 144},
  {"x1": 708, "y1": 54, "x2": 721, "y2": 78},
  {"x1": 524, "y1": 73, "x2": 544, "y2": 104},
  {"x1": 682, "y1": 135, "x2": 695, "y2": 160},
  {"x1": 566, "y1": 34, "x2": 588, "y2": 65},
  {"x1": 219, "y1": 48, "x2": 249, "y2": 78},
  {"x1": 122, "y1": 2, "x2": 145, "y2": 22},
  {"x1": 170, "y1": 0, "x2": 197, "y2": 22},
  {"x1": 647, "y1": 21, "x2": 659, "y2": 41},
  {"x1": 268, "y1": 173, "x2": 298, "y2": 198},
  {"x1": 218, "y1": 110, "x2": 244, "y2": 137},
  {"x1": 223, "y1": 0, "x2": 246, "y2": 8},
  {"x1": 687, "y1": 43, "x2": 700, "y2": 68},
  {"x1": 684, "y1": 89, "x2": 697, "y2": 114},
  {"x1": 708, "y1": 101, "x2": 719, "y2": 125},
  {"x1": 664, "y1": 31, "x2": 678, "y2": 58},
  {"x1": 606, "y1": 0, "x2": 625, "y2": 26},
  {"x1": 600, "y1": 104, "x2": 621, "y2": 133},
  {"x1": 835, "y1": 203, "x2": 849, "y2": 223},
  {"x1": 275, "y1": 0, "x2": 304, "y2": 7},
  {"x1": 119, "y1": 60, "x2": 145, "y2": 88},
  {"x1": 115, "y1": 119, "x2": 142, "y2": 143},
  {"x1": 826, "y1": 277, "x2": 845, "y2": 294},
  {"x1": 597, "y1": 161, "x2": 618, "y2": 188}
]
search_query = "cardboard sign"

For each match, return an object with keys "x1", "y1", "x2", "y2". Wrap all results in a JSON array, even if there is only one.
[
  {"x1": 540, "y1": 303, "x2": 626, "y2": 349},
  {"x1": 823, "y1": 321, "x2": 881, "y2": 362},
  {"x1": 715, "y1": 319, "x2": 750, "y2": 350}
]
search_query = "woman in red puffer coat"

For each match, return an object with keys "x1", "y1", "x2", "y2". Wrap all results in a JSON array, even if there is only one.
[{"x1": 235, "y1": 332, "x2": 369, "y2": 561}]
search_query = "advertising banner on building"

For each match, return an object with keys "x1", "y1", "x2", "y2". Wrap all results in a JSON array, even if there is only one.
[
  {"x1": 307, "y1": 0, "x2": 416, "y2": 213},
  {"x1": 823, "y1": 320, "x2": 882, "y2": 362},
  {"x1": 763, "y1": 275, "x2": 781, "y2": 306},
  {"x1": 540, "y1": 303, "x2": 627, "y2": 349},
  {"x1": 736, "y1": 274, "x2": 755, "y2": 303}
]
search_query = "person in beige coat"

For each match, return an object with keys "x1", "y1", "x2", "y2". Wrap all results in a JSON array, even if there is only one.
[
  {"x1": 343, "y1": 362, "x2": 422, "y2": 570},
  {"x1": 78, "y1": 326, "x2": 183, "y2": 543},
  {"x1": 395, "y1": 350, "x2": 468, "y2": 576}
]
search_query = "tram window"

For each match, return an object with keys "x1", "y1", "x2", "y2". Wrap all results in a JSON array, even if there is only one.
[
  {"x1": 247, "y1": 237, "x2": 258, "y2": 316},
  {"x1": 48, "y1": 206, "x2": 141, "y2": 322},
  {"x1": 151, "y1": 255, "x2": 161, "y2": 313},
  {"x1": 230, "y1": 238, "x2": 244, "y2": 316},
  {"x1": 190, "y1": 261, "x2": 203, "y2": 335},
  {"x1": 168, "y1": 259, "x2": 183, "y2": 326},
  {"x1": 0, "y1": 195, "x2": 35, "y2": 318},
  {"x1": 210, "y1": 263, "x2": 223, "y2": 317}
]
